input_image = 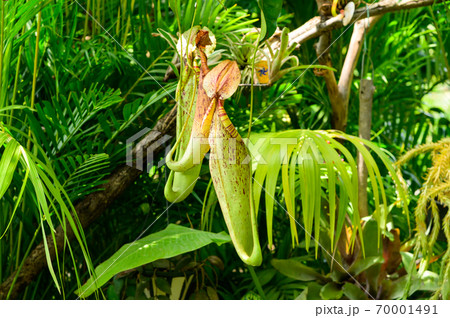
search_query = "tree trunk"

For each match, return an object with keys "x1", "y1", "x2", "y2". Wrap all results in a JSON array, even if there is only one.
[{"x1": 358, "y1": 79, "x2": 375, "y2": 218}]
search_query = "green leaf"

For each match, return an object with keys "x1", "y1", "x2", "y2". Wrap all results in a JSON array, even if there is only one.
[
  {"x1": 61, "y1": 153, "x2": 110, "y2": 201},
  {"x1": 342, "y1": 283, "x2": 368, "y2": 300},
  {"x1": 295, "y1": 288, "x2": 308, "y2": 300},
  {"x1": 400, "y1": 252, "x2": 416, "y2": 275},
  {"x1": 0, "y1": 138, "x2": 21, "y2": 198},
  {"x1": 305, "y1": 282, "x2": 323, "y2": 300},
  {"x1": 442, "y1": 272, "x2": 449, "y2": 300},
  {"x1": 320, "y1": 282, "x2": 343, "y2": 300},
  {"x1": 271, "y1": 258, "x2": 325, "y2": 281},
  {"x1": 388, "y1": 271, "x2": 439, "y2": 299},
  {"x1": 257, "y1": 268, "x2": 277, "y2": 286},
  {"x1": 157, "y1": 28, "x2": 178, "y2": 50},
  {"x1": 258, "y1": 0, "x2": 283, "y2": 41},
  {"x1": 250, "y1": 129, "x2": 400, "y2": 257},
  {"x1": 349, "y1": 256, "x2": 384, "y2": 276},
  {"x1": 106, "y1": 285, "x2": 120, "y2": 300},
  {"x1": 75, "y1": 224, "x2": 231, "y2": 297},
  {"x1": 206, "y1": 286, "x2": 219, "y2": 300},
  {"x1": 155, "y1": 277, "x2": 172, "y2": 295},
  {"x1": 362, "y1": 217, "x2": 383, "y2": 257}
]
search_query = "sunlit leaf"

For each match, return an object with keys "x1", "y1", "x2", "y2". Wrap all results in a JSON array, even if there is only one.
[{"x1": 75, "y1": 224, "x2": 231, "y2": 298}]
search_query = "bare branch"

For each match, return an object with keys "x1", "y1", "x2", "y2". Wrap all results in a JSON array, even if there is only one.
[
  {"x1": 276, "y1": 0, "x2": 444, "y2": 49},
  {"x1": 314, "y1": 15, "x2": 380, "y2": 131}
]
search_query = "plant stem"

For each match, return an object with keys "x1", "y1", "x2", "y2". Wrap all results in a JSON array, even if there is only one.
[
  {"x1": 83, "y1": 0, "x2": 90, "y2": 39},
  {"x1": 201, "y1": 179, "x2": 213, "y2": 231},
  {"x1": 27, "y1": 10, "x2": 41, "y2": 152},
  {"x1": 15, "y1": 223, "x2": 23, "y2": 269},
  {"x1": 30, "y1": 12, "x2": 42, "y2": 112},
  {"x1": 247, "y1": 34, "x2": 260, "y2": 139},
  {"x1": 7, "y1": 227, "x2": 40, "y2": 300},
  {"x1": 247, "y1": 265, "x2": 266, "y2": 299},
  {"x1": 96, "y1": 0, "x2": 101, "y2": 36},
  {"x1": 9, "y1": 26, "x2": 26, "y2": 126},
  {"x1": 122, "y1": 0, "x2": 135, "y2": 46}
]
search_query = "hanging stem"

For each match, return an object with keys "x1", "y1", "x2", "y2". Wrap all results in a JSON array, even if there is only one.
[
  {"x1": 247, "y1": 34, "x2": 260, "y2": 139},
  {"x1": 27, "y1": 10, "x2": 42, "y2": 152},
  {"x1": 200, "y1": 179, "x2": 213, "y2": 231},
  {"x1": 30, "y1": 12, "x2": 42, "y2": 113},
  {"x1": 9, "y1": 26, "x2": 26, "y2": 126},
  {"x1": 247, "y1": 265, "x2": 266, "y2": 299},
  {"x1": 83, "y1": 0, "x2": 90, "y2": 39}
]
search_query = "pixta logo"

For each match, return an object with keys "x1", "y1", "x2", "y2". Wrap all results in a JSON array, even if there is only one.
[
  {"x1": 126, "y1": 128, "x2": 173, "y2": 172},
  {"x1": 126, "y1": 128, "x2": 316, "y2": 172}
]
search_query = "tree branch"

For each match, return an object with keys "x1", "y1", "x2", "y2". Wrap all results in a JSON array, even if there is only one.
[
  {"x1": 271, "y1": 0, "x2": 444, "y2": 52},
  {"x1": 314, "y1": 15, "x2": 379, "y2": 131}
]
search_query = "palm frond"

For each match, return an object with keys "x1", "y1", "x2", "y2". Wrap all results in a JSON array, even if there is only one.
[
  {"x1": 25, "y1": 84, "x2": 122, "y2": 156},
  {"x1": 58, "y1": 153, "x2": 110, "y2": 202},
  {"x1": 0, "y1": 130, "x2": 95, "y2": 292},
  {"x1": 250, "y1": 129, "x2": 409, "y2": 256}
]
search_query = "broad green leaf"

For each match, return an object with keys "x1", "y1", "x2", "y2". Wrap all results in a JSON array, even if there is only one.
[
  {"x1": 305, "y1": 282, "x2": 323, "y2": 300},
  {"x1": 257, "y1": 269, "x2": 277, "y2": 286},
  {"x1": 400, "y1": 252, "x2": 417, "y2": 275},
  {"x1": 75, "y1": 224, "x2": 231, "y2": 297},
  {"x1": 106, "y1": 285, "x2": 120, "y2": 300},
  {"x1": 342, "y1": 283, "x2": 368, "y2": 300},
  {"x1": 258, "y1": 0, "x2": 283, "y2": 41},
  {"x1": 320, "y1": 282, "x2": 343, "y2": 300},
  {"x1": 349, "y1": 256, "x2": 384, "y2": 276},
  {"x1": 389, "y1": 270, "x2": 439, "y2": 299},
  {"x1": 362, "y1": 218, "x2": 383, "y2": 257},
  {"x1": 271, "y1": 258, "x2": 325, "y2": 282}
]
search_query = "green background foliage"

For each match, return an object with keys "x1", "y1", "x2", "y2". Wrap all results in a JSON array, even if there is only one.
[{"x1": 0, "y1": 0, "x2": 448, "y2": 300}]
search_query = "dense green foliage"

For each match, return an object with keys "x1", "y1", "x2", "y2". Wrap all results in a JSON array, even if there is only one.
[{"x1": 0, "y1": 0, "x2": 449, "y2": 299}]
